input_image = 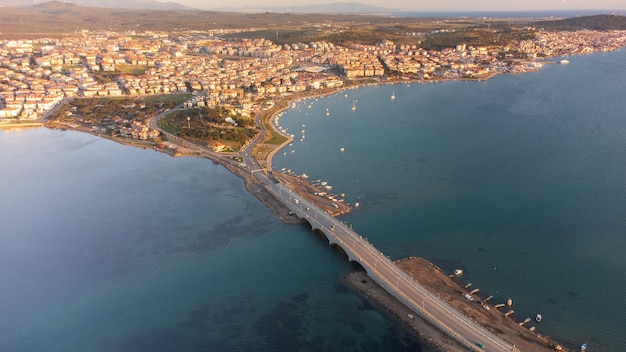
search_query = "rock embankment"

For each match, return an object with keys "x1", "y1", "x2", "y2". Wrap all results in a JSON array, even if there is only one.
[{"x1": 346, "y1": 257, "x2": 569, "y2": 352}]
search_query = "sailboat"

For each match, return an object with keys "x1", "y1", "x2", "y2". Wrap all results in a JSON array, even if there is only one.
[
  {"x1": 391, "y1": 90, "x2": 396, "y2": 100},
  {"x1": 351, "y1": 100, "x2": 356, "y2": 111}
]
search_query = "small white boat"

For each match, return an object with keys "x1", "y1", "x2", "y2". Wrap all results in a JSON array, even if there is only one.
[
  {"x1": 351, "y1": 100, "x2": 356, "y2": 111},
  {"x1": 559, "y1": 59, "x2": 570, "y2": 64},
  {"x1": 535, "y1": 314, "x2": 542, "y2": 323},
  {"x1": 340, "y1": 147, "x2": 345, "y2": 152},
  {"x1": 454, "y1": 269, "x2": 463, "y2": 276},
  {"x1": 580, "y1": 343, "x2": 587, "y2": 351},
  {"x1": 391, "y1": 91, "x2": 396, "y2": 100}
]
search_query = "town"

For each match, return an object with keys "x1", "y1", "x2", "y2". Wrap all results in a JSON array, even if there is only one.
[{"x1": 1, "y1": 22, "x2": 625, "y2": 147}]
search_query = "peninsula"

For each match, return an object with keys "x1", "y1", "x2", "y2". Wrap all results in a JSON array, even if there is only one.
[{"x1": 2, "y1": 6, "x2": 624, "y2": 351}]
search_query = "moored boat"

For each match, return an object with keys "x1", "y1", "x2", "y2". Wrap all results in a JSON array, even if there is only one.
[{"x1": 535, "y1": 314, "x2": 542, "y2": 323}]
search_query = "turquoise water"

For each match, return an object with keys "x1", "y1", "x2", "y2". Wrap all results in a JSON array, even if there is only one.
[
  {"x1": 0, "y1": 129, "x2": 421, "y2": 351},
  {"x1": 274, "y1": 50, "x2": 626, "y2": 351},
  {"x1": 2, "y1": 49, "x2": 625, "y2": 352}
]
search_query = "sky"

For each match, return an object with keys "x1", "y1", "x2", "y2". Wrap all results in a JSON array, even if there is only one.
[
  {"x1": 197, "y1": 0, "x2": 626, "y2": 11},
  {"x1": 7, "y1": 0, "x2": 626, "y2": 11}
]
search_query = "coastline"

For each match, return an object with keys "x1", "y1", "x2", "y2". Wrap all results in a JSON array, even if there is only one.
[
  {"x1": 5, "y1": 62, "x2": 580, "y2": 351},
  {"x1": 345, "y1": 257, "x2": 571, "y2": 352},
  {"x1": 258, "y1": 77, "x2": 578, "y2": 352}
]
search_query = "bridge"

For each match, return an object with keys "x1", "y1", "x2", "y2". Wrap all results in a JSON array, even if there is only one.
[
  {"x1": 149, "y1": 104, "x2": 516, "y2": 351},
  {"x1": 262, "y1": 180, "x2": 516, "y2": 352}
]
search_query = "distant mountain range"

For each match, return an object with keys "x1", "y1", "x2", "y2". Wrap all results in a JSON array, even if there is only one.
[
  {"x1": 213, "y1": 2, "x2": 397, "y2": 14},
  {"x1": 0, "y1": 0, "x2": 395, "y2": 13},
  {"x1": 0, "y1": 0, "x2": 193, "y2": 10},
  {"x1": 0, "y1": 1, "x2": 407, "y2": 39}
]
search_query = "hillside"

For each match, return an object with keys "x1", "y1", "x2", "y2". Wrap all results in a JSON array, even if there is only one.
[
  {"x1": 230, "y1": 2, "x2": 394, "y2": 14},
  {"x1": 535, "y1": 14, "x2": 626, "y2": 30},
  {"x1": 0, "y1": 2, "x2": 409, "y2": 39},
  {"x1": 0, "y1": 3, "x2": 534, "y2": 50},
  {"x1": 0, "y1": 0, "x2": 191, "y2": 10}
]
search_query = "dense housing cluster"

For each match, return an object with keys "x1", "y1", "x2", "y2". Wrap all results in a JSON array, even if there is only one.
[{"x1": 1, "y1": 27, "x2": 625, "y2": 121}]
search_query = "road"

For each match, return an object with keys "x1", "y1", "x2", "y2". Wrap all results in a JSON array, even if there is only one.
[
  {"x1": 265, "y1": 181, "x2": 515, "y2": 352},
  {"x1": 148, "y1": 103, "x2": 515, "y2": 351}
]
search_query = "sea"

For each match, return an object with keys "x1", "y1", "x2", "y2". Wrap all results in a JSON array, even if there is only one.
[
  {"x1": 1, "y1": 49, "x2": 625, "y2": 351},
  {"x1": 395, "y1": 10, "x2": 626, "y2": 19}
]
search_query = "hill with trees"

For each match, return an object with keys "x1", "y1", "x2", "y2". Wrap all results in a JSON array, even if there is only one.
[{"x1": 535, "y1": 14, "x2": 626, "y2": 30}]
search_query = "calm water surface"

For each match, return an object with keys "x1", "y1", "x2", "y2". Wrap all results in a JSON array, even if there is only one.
[
  {"x1": 274, "y1": 50, "x2": 626, "y2": 351},
  {"x1": 2, "y1": 49, "x2": 626, "y2": 352},
  {"x1": 0, "y1": 129, "x2": 421, "y2": 351}
]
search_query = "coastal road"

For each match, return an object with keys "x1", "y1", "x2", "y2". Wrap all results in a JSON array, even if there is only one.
[
  {"x1": 147, "y1": 102, "x2": 515, "y2": 351},
  {"x1": 265, "y1": 181, "x2": 515, "y2": 352}
]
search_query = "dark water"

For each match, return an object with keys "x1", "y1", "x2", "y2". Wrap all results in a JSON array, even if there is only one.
[
  {"x1": 274, "y1": 50, "x2": 626, "y2": 351},
  {"x1": 0, "y1": 129, "x2": 422, "y2": 351},
  {"x1": 2, "y1": 49, "x2": 626, "y2": 351},
  {"x1": 395, "y1": 10, "x2": 625, "y2": 18}
]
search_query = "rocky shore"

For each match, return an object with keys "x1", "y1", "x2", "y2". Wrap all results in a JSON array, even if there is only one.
[{"x1": 346, "y1": 257, "x2": 570, "y2": 352}]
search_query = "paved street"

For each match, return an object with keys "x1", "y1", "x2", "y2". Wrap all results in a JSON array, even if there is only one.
[{"x1": 266, "y1": 182, "x2": 515, "y2": 352}]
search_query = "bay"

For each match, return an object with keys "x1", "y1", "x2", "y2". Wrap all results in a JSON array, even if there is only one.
[
  {"x1": 274, "y1": 49, "x2": 626, "y2": 351},
  {"x1": 0, "y1": 129, "x2": 421, "y2": 351},
  {"x1": 2, "y1": 49, "x2": 626, "y2": 352}
]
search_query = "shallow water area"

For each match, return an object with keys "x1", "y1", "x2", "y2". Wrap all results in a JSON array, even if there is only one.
[
  {"x1": 0, "y1": 128, "x2": 423, "y2": 351},
  {"x1": 274, "y1": 50, "x2": 626, "y2": 351}
]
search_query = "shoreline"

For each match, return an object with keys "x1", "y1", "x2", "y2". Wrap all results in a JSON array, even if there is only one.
[
  {"x1": 345, "y1": 257, "x2": 572, "y2": 352},
  {"x1": 5, "y1": 62, "x2": 579, "y2": 350},
  {"x1": 259, "y1": 78, "x2": 577, "y2": 351}
]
